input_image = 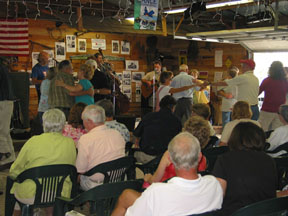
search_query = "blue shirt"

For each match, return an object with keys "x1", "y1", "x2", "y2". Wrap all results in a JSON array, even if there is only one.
[
  {"x1": 170, "y1": 72, "x2": 199, "y2": 101},
  {"x1": 32, "y1": 63, "x2": 49, "y2": 90},
  {"x1": 76, "y1": 79, "x2": 94, "y2": 105}
]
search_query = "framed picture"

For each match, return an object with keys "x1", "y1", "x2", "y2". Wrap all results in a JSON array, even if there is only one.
[
  {"x1": 92, "y1": 39, "x2": 106, "y2": 50},
  {"x1": 66, "y1": 35, "x2": 76, "y2": 52},
  {"x1": 121, "y1": 41, "x2": 130, "y2": 55},
  {"x1": 78, "y1": 39, "x2": 87, "y2": 53},
  {"x1": 55, "y1": 42, "x2": 66, "y2": 60},
  {"x1": 125, "y1": 60, "x2": 139, "y2": 71},
  {"x1": 112, "y1": 40, "x2": 119, "y2": 54}
]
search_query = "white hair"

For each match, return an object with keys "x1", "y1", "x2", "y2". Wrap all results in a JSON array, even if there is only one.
[
  {"x1": 85, "y1": 59, "x2": 97, "y2": 71},
  {"x1": 168, "y1": 132, "x2": 201, "y2": 170},
  {"x1": 179, "y1": 64, "x2": 188, "y2": 72},
  {"x1": 82, "y1": 105, "x2": 105, "y2": 124},
  {"x1": 42, "y1": 109, "x2": 66, "y2": 133}
]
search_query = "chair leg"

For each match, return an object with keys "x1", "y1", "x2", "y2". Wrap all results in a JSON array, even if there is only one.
[
  {"x1": 21, "y1": 204, "x2": 33, "y2": 216},
  {"x1": 5, "y1": 177, "x2": 17, "y2": 216}
]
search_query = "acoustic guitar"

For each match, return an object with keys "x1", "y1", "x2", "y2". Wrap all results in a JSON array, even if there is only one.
[{"x1": 141, "y1": 79, "x2": 159, "y2": 98}]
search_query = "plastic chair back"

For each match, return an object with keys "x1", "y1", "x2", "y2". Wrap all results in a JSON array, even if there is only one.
[
  {"x1": 83, "y1": 156, "x2": 135, "y2": 183},
  {"x1": 274, "y1": 156, "x2": 288, "y2": 190},
  {"x1": 54, "y1": 180, "x2": 143, "y2": 216},
  {"x1": 135, "y1": 154, "x2": 163, "y2": 174},
  {"x1": 5, "y1": 164, "x2": 77, "y2": 216},
  {"x1": 231, "y1": 196, "x2": 288, "y2": 216}
]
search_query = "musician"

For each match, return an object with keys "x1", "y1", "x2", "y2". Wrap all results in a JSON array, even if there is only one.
[
  {"x1": 90, "y1": 53, "x2": 113, "y2": 102},
  {"x1": 31, "y1": 51, "x2": 49, "y2": 102},
  {"x1": 141, "y1": 60, "x2": 162, "y2": 114}
]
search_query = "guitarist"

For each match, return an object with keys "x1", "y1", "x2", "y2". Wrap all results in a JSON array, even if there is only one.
[{"x1": 141, "y1": 60, "x2": 162, "y2": 115}]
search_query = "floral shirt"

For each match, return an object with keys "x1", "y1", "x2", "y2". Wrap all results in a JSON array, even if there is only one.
[
  {"x1": 62, "y1": 124, "x2": 86, "y2": 148},
  {"x1": 105, "y1": 120, "x2": 130, "y2": 143}
]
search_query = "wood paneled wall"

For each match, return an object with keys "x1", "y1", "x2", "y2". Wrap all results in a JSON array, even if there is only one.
[{"x1": 15, "y1": 19, "x2": 246, "y2": 120}]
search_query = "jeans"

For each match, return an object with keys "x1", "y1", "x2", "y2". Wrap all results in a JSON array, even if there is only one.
[
  {"x1": 222, "y1": 111, "x2": 231, "y2": 129},
  {"x1": 250, "y1": 105, "x2": 260, "y2": 121}
]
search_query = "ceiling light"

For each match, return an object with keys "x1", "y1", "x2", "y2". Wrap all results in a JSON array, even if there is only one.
[
  {"x1": 164, "y1": 7, "x2": 188, "y2": 14},
  {"x1": 206, "y1": 0, "x2": 254, "y2": 9},
  {"x1": 174, "y1": 35, "x2": 233, "y2": 43},
  {"x1": 125, "y1": 17, "x2": 134, "y2": 22}
]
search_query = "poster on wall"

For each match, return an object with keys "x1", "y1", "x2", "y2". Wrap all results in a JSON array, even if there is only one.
[
  {"x1": 32, "y1": 52, "x2": 39, "y2": 68},
  {"x1": 121, "y1": 41, "x2": 130, "y2": 55},
  {"x1": 134, "y1": 0, "x2": 159, "y2": 30},
  {"x1": 132, "y1": 72, "x2": 145, "y2": 82},
  {"x1": 215, "y1": 50, "x2": 223, "y2": 67},
  {"x1": 112, "y1": 40, "x2": 120, "y2": 54},
  {"x1": 43, "y1": 50, "x2": 55, "y2": 68},
  {"x1": 122, "y1": 85, "x2": 132, "y2": 101},
  {"x1": 78, "y1": 39, "x2": 87, "y2": 53},
  {"x1": 135, "y1": 82, "x2": 141, "y2": 102},
  {"x1": 116, "y1": 72, "x2": 123, "y2": 85},
  {"x1": 91, "y1": 39, "x2": 106, "y2": 50},
  {"x1": 125, "y1": 60, "x2": 139, "y2": 71},
  {"x1": 55, "y1": 42, "x2": 66, "y2": 60},
  {"x1": 66, "y1": 35, "x2": 76, "y2": 52}
]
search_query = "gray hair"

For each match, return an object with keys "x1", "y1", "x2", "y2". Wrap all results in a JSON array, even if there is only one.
[
  {"x1": 179, "y1": 64, "x2": 188, "y2": 72},
  {"x1": 279, "y1": 104, "x2": 288, "y2": 123},
  {"x1": 42, "y1": 109, "x2": 66, "y2": 133},
  {"x1": 82, "y1": 105, "x2": 106, "y2": 124},
  {"x1": 168, "y1": 132, "x2": 201, "y2": 170},
  {"x1": 85, "y1": 59, "x2": 97, "y2": 71}
]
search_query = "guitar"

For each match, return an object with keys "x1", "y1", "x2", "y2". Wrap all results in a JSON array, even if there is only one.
[{"x1": 141, "y1": 79, "x2": 159, "y2": 98}]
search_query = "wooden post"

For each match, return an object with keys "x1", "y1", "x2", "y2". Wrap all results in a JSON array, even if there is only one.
[
  {"x1": 77, "y1": 7, "x2": 83, "y2": 31},
  {"x1": 162, "y1": 16, "x2": 167, "y2": 36},
  {"x1": 174, "y1": 15, "x2": 184, "y2": 34}
]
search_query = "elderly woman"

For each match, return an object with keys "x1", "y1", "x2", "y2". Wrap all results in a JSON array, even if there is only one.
[
  {"x1": 63, "y1": 102, "x2": 87, "y2": 147},
  {"x1": 9, "y1": 109, "x2": 76, "y2": 216},
  {"x1": 267, "y1": 104, "x2": 288, "y2": 157},
  {"x1": 219, "y1": 101, "x2": 261, "y2": 146},
  {"x1": 213, "y1": 122, "x2": 277, "y2": 215},
  {"x1": 258, "y1": 61, "x2": 288, "y2": 131}
]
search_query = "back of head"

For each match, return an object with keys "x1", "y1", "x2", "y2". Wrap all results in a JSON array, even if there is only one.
[
  {"x1": 85, "y1": 59, "x2": 97, "y2": 71},
  {"x1": 82, "y1": 105, "x2": 106, "y2": 124},
  {"x1": 58, "y1": 60, "x2": 71, "y2": 72},
  {"x1": 47, "y1": 67, "x2": 57, "y2": 80},
  {"x1": 232, "y1": 101, "x2": 252, "y2": 120},
  {"x1": 279, "y1": 104, "x2": 288, "y2": 123},
  {"x1": 160, "y1": 71, "x2": 173, "y2": 84},
  {"x1": 168, "y1": 132, "x2": 201, "y2": 170},
  {"x1": 228, "y1": 66, "x2": 239, "y2": 78},
  {"x1": 269, "y1": 61, "x2": 286, "y2": 80},
  {"x1": 94, "y1": 53, "x2": 102, "y2": 59},
  {"x1": 160, "y1": 95, "x2": 176, "y2": 110},
  {"x1": 153, "y1": 60, "x2": 162, "y2": 66},
  {"x1": 192, "y1": 103, "x2": 211, "y2": 120},
  {"x1": 96, "y1": 99, "x2": 113, "y2": 118},
  {"x1": 80, "y1": 64, "x2": 94, "y2": 80},
  {"x1": 68, "y1": 102, "x2": 87, "y2": 128},
  {"x1": 191, "y1": 69, "x2": 199, "y2": 78},
  {"x1": 228, "y1": 122, "x2": 265, "y2": 151},
  {"x1": 43, "y1": 109, "x2": 66, "y2": 133},
  {"x1": 179, "y1": 64, "x2": 188, "y2": 72},
  {"x1": 184, "y1": 116, "x2": 210, "y2": 149}
]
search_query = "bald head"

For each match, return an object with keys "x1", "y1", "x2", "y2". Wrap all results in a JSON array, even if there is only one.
[
  {"x1": 179, "y1": 64, "x2": 188, "y2": 73},
  {"x1": 168, "y1": 132, "x2": 201, "y2": 170}
]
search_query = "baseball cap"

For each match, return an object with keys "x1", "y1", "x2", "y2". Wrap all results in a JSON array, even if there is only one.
[{"x1": 240, "y1": 59, "x2": 255, "y2": 70}]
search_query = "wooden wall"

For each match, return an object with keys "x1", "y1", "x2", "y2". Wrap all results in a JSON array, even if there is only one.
[{"x1": 13, "y1": 19, "x2": 247, "y2": 121}]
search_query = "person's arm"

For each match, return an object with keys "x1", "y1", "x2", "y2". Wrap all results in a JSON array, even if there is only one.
[
  {"x1": 32, "y1": 77, "x2": 43, "y2": 85},
  {"x1": 169, "y1": 84, "x2": 198, "y2": 94},
  {"x1": 69, "y1": 87, "x2": 94, "y2": 97},
  {"x1": 144, "y1": 151, "x2": 170, "y2": 184},
  {"x1": 94, "y1": 88, "x2": 111, "y2": 95},
  {"x1": 259, "y1": 79, "x2": 266, "y2": 95},
  {"x1": 217, "y1": 90, "x2": 233, "y2": 99},
  {"x1": 216, "y1": 177, "x2": 227, "y2": 196},
  {"x1": 56, "y1": 79, "x2": 83, "y2": 93},
  {"x1": 75, "y1": 138, "x2": 89, "y2": 174}
]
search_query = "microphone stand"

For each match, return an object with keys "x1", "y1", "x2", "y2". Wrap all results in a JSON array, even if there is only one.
[{"x1": 113, "y1": 73, "x2": 116, "y2": 116}]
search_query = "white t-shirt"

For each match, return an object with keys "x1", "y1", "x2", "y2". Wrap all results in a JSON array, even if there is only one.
[
  {"x1": 221, "y1": 119, "x2": 261, "y2": 143},
  {"x1": 219, "y1": 80, "x2": 238, "y2": 112},
  {"x1": 126, "y1": 175, "x2": 223, "y2": 216},
  {"x1": 225, "y1": 71, "x2": 259, "y2": 105},
  {"x1": 268, "y1": 125, "x2": 288, "y2": 152},
  {"x1": 158, "y1": 85, "x2": 171, "y2": 102}
]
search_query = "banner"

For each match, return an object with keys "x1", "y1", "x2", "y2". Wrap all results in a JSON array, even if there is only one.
[{"x1": 134, "y1": 0, "x2": 159, "y2": 31}]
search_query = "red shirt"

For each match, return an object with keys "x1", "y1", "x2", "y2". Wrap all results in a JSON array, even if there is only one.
[{"x1": 259, "y1": 77, "x2": 288, "y2": 113}]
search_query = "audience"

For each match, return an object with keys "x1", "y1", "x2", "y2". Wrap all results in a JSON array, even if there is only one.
[
  {"x1": 96, "y1": 99, "x2": 130, "y2": 143},
  {"x1": 213, "y1": 122, "x2": 277, "y2": 215},
  {"x1": 220, "y1": 101, "x2": 261, "y2": 146},
  {"x1": 56, "y1": 64, "x2": 94, "y2": 105},
  {"x1": 76, "y1": 105, "x2": 125, "y2": 191},
  {"x1": 37, "y1": 67, "x2": 57, "y2": 123},
  {"x1": 9, "y1": 109, "x2": 76, "y2": 216},
  {"x1": 62, "y1": 102, "x2": 87, "y2": 147},
  {"x1": 144, "y1": 115, "x2": 211, "y2": 186},
  {"x1": 258, "y1": 61, "x2": 288, "y2": 131},
  {"x1": 192, "y1": 103, "x2": 216, "y2": 136},
  {"x1": 155, "y1": 71, "x2": 197, "y2": 112},
  {"x1": 133, "y1": 95, "x2": 182, "y2": 163},
  {"x1": 217, "y1": 66, "x2": 239, "y2": 129},
  {"x1": 112, "y1": 132, "x2": 223, "y2": 216},
  {"x1": 48, "y1": 60, "x2": 75, "y2": 118},
  {"x1": 267, "y1": 104, "x2": 288, "y2": 157}
]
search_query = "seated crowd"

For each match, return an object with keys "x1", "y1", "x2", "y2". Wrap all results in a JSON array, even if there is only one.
[{"x1": 6, "y1": 58, "x2": 288, "y2": 216}]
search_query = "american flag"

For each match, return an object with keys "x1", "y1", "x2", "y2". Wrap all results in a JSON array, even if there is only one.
[{"x1": 0, "y1": 19, "x2": 29, "y2": 56}]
